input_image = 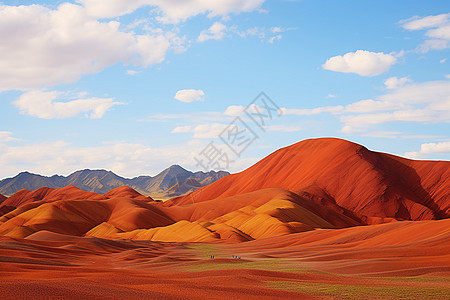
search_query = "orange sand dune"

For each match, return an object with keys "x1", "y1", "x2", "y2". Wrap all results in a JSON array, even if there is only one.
[{"x1": 169, "y1": 138, "x2": 450, "y2": 223}]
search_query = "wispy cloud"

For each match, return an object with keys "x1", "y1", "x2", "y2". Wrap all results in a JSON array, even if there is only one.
[{"x1": 401, "y1": 13, "x2": 450, "y2": 53}]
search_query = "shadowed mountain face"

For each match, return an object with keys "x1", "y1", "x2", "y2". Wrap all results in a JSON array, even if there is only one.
[{"x1": 0, "y1": 165, "x2": 229, "y2": 199}]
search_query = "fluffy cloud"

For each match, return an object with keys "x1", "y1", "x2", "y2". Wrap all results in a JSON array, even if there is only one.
[
  {"x1": 401, "y1": 13, "x2": 450, "y2": 53},
  {"x1": 405, "y1": 141, "x2": 450, "y2": 159},
  {"x1": 198, "y1": 22, "x2": 227, "y2": 42},
  {"x1": 419, "y1": 141, "x2": 450, "y2": 154},
  {"x1": 81, "y1": 0, "x2": 265, "y2": 23},
  {"x1": 322, "y1": 50, "x2": 397, "y2": 76},
  {"x1": 0, "y1": 3, "x2": 170, "y2": 91},
  {"x1": 174, "y1": 89, "x2": 205, "y2": 102},
  {"x1": 14, "y1": 90, "x2": 122, "y2": 119},
  {"x1": 224, "y1": 105, "x2": 245, "y2": 116},
  {"x1": 384, "y1": 76, "x2": 412, "y2": 89}
]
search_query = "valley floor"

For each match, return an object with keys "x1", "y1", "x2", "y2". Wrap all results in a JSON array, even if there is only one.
[{"x1": 1, "y1": 220, "x2": 449, "y2": 300}]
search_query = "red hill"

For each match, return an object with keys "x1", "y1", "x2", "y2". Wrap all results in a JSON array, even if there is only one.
[
  {"x1": 167, "y1": 138, "x2": 450, "y2": 223},
  {"x1": 0, "y1": 185, "x2": 107, "y2": 216},
  {"x1": 104, "y1": 186, "x2": 152, "y2": 201}
]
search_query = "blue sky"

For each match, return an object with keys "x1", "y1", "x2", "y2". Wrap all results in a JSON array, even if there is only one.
[{"x1": 0, "y1": 0, "x2": 449, "y2": 178}]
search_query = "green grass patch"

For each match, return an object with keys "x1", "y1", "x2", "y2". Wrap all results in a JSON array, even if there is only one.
[
  {"x1": 267, "y1": 281, "x2": 450, "y2": 299},
  {"x1": 185, "y1": 257, "x2": 331, "y2": 274},
  {"x1": 375, "y1": 275, "x2": 450, "y2": 283},
  {"x1": 185, "y1": 243, "x2": 222, "y2": 259}
]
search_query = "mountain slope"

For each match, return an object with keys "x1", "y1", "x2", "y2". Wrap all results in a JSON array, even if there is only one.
[
  {"x1": 0, "y1": 165, "x2": 229, "y2": 198},
  {"x1": 168, "y1": 138, "x2": 450, "y2": 223}
]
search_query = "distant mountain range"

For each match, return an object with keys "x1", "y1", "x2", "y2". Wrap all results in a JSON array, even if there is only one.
[{"x1": 0, "y1": 165, "x2": 229, "y2": 199}]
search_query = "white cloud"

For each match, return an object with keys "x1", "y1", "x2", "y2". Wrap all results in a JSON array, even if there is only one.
[
  {"x1": 384, "y1": 76, "x2": 412, "y2": 89},
  {"x1": 224, "y1": 105, "x2": 245, "y2": 116},
  {"x1": 426, "y1": 25, "x2": 450, "y2": 40},
  {"x1": 401, "y1": 13, "x2": 450, "y2": 53},
  {"x1": 340, "y1": 81, "x2": 450, "y2": 132},
  {"x1": 401, "y1": 14, "x2": 450, "y2": 30},
  {"x1": 417, "y1": 39, "x2": 449, "y2": 53},
  {"x1": 403, "y1": 151, "x2": 424, "y2": 159},
  {"x1": 345, "y1": 99, "x2": 405, "y2": 113},
  {"x1": 268, "y1": 35, "x2": 282, "y2": 44},
  {"x1": 81, "y1": 0, "x2": 266, "y2": 23},
  {"x1": 446, "y1": 74, "x2": 450, "y2": 79},
  {"x1": 0, "y1": 140, "x2": 204, "y2": 178},
  {"x1": 234, "y1": 26, "x2": 292, "y2": 43},
  {"x1": 279, "y1": 80, "x2": 450, "y2": 135},
  {"x1": 405, "y1": 141, "x2": 450, "y2": 159},
  {"x1": 0, "y1": 137, "x2": 262, "y2": 178},
  {"x1": 327, "y1": 94, "x2": 337, "y2": 98},
  {"x1": 378, "y1": 80, "x2": 450, "y2": 104},
  {"x1": 419, "y1": 141, "x2": 450, "y2": 154},
  {"x1": 126, "y1": 70, "x2": 140, "y2": 75},
  {"x1": 441, "y1": 58, "x2": 447, "y2": 63},
  {"x1": 0, "y1": 3, "x2": 170, "y2": 91},
  {"x1": 174, "y1": 89, "x2": 205, "y2": 103},
  {"x1": 323, "y1": 50, "x2": 397, "y2": 76},
  {"x1": 0, "y1": 132, "x2": 20, "y2": 142},
  {"x1": 14, "y1": 90, "x2": 122, "y2": 119},
  {"x1": 171, "y1": 126, "x2": 192, "y2": 133},
  {"x1": 198, "y1": 22, "x2": 227, "y2": 42}
]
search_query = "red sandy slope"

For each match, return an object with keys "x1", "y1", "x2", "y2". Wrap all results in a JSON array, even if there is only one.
[{"x1": 168, "y1": 138, "x2": 450, "y2": 223}]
